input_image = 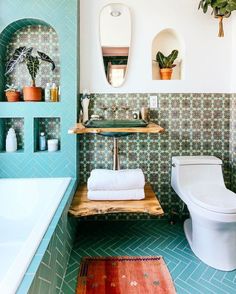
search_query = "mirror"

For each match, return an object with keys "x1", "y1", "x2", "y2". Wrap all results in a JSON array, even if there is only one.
[{"x1": 100, "y1": 3, "x2": 131, "y2": 88}]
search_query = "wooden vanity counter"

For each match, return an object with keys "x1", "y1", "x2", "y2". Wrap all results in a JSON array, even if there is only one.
[
  {"x1": 68, "y1": 122, "x2": 164, "y2": 135},
  {"x1": 69, "y1": 183, "x2": 164, "y2": 217}
]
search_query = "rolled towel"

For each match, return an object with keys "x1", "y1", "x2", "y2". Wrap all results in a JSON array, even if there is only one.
[
  {"x1": 88, "y1": 169, "x2": 145, "y2": 191},
  {"x1": 88, "y1": 189, "x2": 145, "y2": 201}
]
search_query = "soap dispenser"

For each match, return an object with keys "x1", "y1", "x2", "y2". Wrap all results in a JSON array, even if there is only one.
[{"x1": 6, "y1": 128, "x2": 17, "y2": 152}]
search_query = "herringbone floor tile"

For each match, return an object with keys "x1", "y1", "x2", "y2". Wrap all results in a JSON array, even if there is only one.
[{"x1": 60, "y1": 220, "x2": 236, "y2": 294}]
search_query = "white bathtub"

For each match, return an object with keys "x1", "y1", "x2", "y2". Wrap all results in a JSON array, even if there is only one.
[{"x1": 0, "y1": 177, "x2": 71, "y2": 294}]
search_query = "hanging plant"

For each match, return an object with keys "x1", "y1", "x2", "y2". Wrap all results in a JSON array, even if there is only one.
[{"x1": 198, "y1": 0, "x2": 236, "y2": 37}]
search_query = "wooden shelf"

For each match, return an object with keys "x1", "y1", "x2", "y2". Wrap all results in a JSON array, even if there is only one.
[
  {"x1": 68, "y1": 122, "x2": 164, "y2": 135},
  {"x1": 68, "y1": 183, "x2": 164, "y2": 217}
]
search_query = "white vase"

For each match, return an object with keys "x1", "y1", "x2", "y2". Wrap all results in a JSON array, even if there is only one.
[
  {"x1": 6, "y1": 128, "x2": 17, "y2": 152},
  {"x1": 81, "y1": 97, "x2": 90, "y2": 123}
]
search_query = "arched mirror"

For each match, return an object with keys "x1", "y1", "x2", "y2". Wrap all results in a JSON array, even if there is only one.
[{"x1": 100, "y1": 3, "x2": 131, "y2": 88}]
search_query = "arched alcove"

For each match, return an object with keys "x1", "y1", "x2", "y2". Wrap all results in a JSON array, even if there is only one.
[
  {"x1": 152, "y1": 28, "x2": 184, "y2": 80},
  {"x1": 0, "y1": 18, "x2": 60, "y2": 101}
]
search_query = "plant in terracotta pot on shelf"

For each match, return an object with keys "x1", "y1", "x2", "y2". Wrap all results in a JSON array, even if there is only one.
[
  {"x1": 4, "y1": 84, "x2": 21, "y2": 102},
  {"x1": 198, "y1": 0, "x2": 236, "y2": 37},
  {"x1": 155, "y1": 50, "x2": 179, "y2": 80},
  {"x1": 5, "y1": 46, "x2": 55, "y2": 101}
]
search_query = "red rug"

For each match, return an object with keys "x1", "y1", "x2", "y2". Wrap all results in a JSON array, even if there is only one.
[{"x1": 76, "y1": 256, "x2": 176, "y2": 294}]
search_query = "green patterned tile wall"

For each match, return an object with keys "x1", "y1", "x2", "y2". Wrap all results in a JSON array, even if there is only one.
[
  {"x1": 230, "y1": 94, "x2": 236, "y2": 192},
  {"x1": 79, "y1": 93, "x2": 231, "y2": 217}
]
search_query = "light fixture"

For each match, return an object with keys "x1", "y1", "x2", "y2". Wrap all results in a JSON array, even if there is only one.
[{"x1": 110, "y1": 10, "x2": 121, "y2": 17}]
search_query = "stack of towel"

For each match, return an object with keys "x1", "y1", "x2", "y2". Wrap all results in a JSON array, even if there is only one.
[{"x1": 87, "y1": 169, "x2": 145, "y2": 200}]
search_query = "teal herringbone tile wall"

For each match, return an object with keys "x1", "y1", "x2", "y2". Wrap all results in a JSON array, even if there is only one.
[
  {"x1": 79, "y1": 93, "x2": 231, "y2": 216},
  {"x1": 27, "y1": 214, "x2": 78, "y2": 294},
  {"x1": 0, "y1": 0, "x2": 78, "y2": 178},
  {"x1": 61, "y1": 220, "x2": 236, "y2": 294}
]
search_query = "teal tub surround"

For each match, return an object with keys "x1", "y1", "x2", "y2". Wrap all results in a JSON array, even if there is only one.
[
  {"x1": 79, "y1": 93, "x2": 231, "y2": 219},
  {"x1": 16, "y1": 179, "x2": 78, "y2": 294},
  {"x1": 0, "y1": 0, "x2": 78, "y2": 178}
]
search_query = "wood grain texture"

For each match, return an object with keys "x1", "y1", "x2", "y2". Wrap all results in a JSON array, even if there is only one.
[
  {"x1": 69, "y1": 183, "x2": 164, "y2": 217},
  {"x1": 68, "y1": 122, "x2": 164, "y2": 134}
]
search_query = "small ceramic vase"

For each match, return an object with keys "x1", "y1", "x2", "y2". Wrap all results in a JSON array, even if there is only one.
[{"x1": 81, "y1": 97, "x2": 90, "y2": 123}]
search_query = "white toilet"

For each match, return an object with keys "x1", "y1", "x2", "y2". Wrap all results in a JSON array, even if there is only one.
[{"x1": 171, "y1": 156, "x2": 236, "y2": 271}]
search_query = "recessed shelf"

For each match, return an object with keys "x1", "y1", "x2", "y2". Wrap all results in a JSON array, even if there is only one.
[
  {"x1": 34, "y1": 150, "x2": 61, "y2": 154},
  {"x1": 152, "y1": 28, "x2": 184, "y2": 80},
  {"x1": 0, "y1": 22, "x2": 60, "y2": 102},
  {"x1": 34, "y1": 117, "x2": 61, "y2": 152},
  {"x1": 0, "y1": 117, "x2": 24, "y2": 152}
]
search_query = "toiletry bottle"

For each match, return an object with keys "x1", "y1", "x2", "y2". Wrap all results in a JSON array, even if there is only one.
[
  {"x1": 39, "y1": 132, "x2": 46, "y2": 151},
  {"x1": 50, "y1": 83, "x2": 58, "y2": 102},
  {"x1": 6, "y1": 128, "x2": 17, "y2": 152},
  {"x1": 58, "y1": 86, "x2": 60, "y2": 101},
  {"x1": 44, "y1": 83, "x2": 51, "y2": 102}
]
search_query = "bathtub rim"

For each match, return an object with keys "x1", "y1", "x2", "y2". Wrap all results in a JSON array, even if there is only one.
[{"x1": 15, "y1": 177, "x2": 78, "y2": 294}]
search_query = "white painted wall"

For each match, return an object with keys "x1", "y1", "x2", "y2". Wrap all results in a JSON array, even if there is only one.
[
  {"x1": 231, "y1": 15, "x2": 236, "y2": 93},
  {"x1": 80, "y1": 0, "x2": 233, "y2": 93},
  {"x1": 100, "y1": 4, "x2": 131, "y2": 47}
]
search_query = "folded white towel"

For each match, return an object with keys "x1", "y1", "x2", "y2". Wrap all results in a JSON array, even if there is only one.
[
  {"x1": 88, "y1": 189, "x2": 145, "y2": 201},
  {"x1": 87, "y1": 169, "x2": 145, "y2": 191}
]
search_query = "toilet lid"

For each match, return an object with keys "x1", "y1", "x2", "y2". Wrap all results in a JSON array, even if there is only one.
[{"x1": 188, "y1": 185, "x2": 236, "y2": 214}]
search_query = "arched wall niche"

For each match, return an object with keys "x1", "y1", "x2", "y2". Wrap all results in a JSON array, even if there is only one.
[
  {"x1": 0, "y1": 18, "x2": 60, "y2": 101},
  {"x1": 152, "y1": 28, "x2": 185, "y2": 81}
]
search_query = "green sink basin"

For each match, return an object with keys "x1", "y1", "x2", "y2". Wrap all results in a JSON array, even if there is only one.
[
  {"x1": 84, "y1": 119, "x2": 148, "y2": 137},
  {"x1": 84, "y1": 119, "x2": 148, "y2": 128}
]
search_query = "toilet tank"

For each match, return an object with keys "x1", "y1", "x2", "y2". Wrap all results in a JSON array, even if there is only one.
[{"x1": 171, "y1": 156, "x2": 224, "y2": 202}]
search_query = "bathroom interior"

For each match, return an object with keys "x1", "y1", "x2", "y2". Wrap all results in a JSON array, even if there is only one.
[{"x1": 0, "y1": 0, "x2": 236, "y2": 293}]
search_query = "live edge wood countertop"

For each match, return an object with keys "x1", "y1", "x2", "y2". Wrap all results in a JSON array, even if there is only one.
[
  {"x1": 69, "y1": 183, "x2": 164, "y2": 217},
  {"x1": 68, "y1": 122, "x2": 164, "y2": 135}
]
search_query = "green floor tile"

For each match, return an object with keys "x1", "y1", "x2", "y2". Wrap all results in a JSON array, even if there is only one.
[{"x1": 60, "y1": 219, "x2": 236, "y2": 294}]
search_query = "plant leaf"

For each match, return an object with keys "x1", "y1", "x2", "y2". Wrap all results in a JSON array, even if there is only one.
[
  {"x1": 37, "y1": 51, "x2": 55, "y2": 70},
  {"x1": 156, "y1": 52, "x2": 166, "y2": 69},
  {"x1": 26, "y1": 55, "x2": 39, "y2": 84},
  {"x1": 166, "y1": 50, "x2": 178, "y2": 68},
  {"x1": 5, "y1": 46, "x2": 33, "y2": 75}
]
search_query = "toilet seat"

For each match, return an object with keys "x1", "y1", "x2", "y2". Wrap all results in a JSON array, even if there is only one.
[{"x1": 188, "y1": 185, "x2": 236, "y2": 214}]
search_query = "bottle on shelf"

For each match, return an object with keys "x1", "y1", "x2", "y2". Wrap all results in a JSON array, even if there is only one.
[
  {"x1": 39, "y1": 132, "x2": 46, "y2": 151},
  {"x1": 44, "y1": 83, "x2": 51, "y2": 102},
  {"x1": 6, "y1": 128, "x2": 17, "y2": 152},
  {"x1": 50, "y1": 83, "x2": 59, "y2": 102}
]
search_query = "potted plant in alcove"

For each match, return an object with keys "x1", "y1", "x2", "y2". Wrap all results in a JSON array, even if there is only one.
[
  {"x1": 154, "y1": 50, "x2": 179, "y2": 80},
  {"x1": 5, "y1": 46, "x2": 55, "y2": 101},
  {"x1": 198, "y1": 0, "x2": 236, "y2": 37},
  {"x1": 4, "y1": 84, "x2": 21, "y2": 102}
]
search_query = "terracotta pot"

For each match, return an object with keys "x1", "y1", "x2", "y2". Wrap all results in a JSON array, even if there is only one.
[
  {"x1": 23, "y1": 86, "x2": 42, "y2": 101},
  {"x1": 160, "y1": 68, "x2": 173, "y2": 80},
  {"x1": 5, "y1": 91, "x2": 20, "y2": 102}
]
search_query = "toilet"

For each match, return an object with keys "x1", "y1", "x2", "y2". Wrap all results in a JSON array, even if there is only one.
[{"x1": 171, "y1": 156, "x2": 236, "y2": 271}]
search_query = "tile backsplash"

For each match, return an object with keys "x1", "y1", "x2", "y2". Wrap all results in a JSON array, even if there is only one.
[{"x1": 79, "y1": 93, "x2": 231, "y2": 217}]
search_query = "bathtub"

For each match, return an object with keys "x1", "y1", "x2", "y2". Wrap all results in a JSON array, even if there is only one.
[{"x1": 0, "y1": 177, "x2": 71, "y2": 294}]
